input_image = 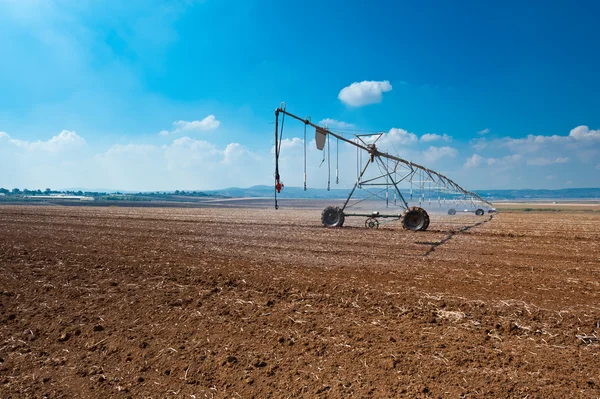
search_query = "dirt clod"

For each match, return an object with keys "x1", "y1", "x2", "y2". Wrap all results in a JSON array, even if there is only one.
[{"x1": 225, "y1": 356, "x2": 238, "y2": 364}]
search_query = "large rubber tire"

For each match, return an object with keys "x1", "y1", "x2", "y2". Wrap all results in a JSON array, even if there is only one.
[
  {"x1": 402, "y1": 207, "x2": 429, "y2": 231},
  {"x1": 448, "y1": 208, "x2": 456, "y2": 215},
  {"x1": 475, "y1": 208, "x2": 485, "y2": 216},
  {"x1": 422, "y1": 211, "x2": 430, "y2": 230},
  {"x1": 321, "y1": 206, "x2": 345, "y2": 228}
]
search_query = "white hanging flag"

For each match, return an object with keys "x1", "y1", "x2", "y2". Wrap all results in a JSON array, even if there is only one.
[{"x1": 315, "y1": 128, "x2": 327, "y2": 150}]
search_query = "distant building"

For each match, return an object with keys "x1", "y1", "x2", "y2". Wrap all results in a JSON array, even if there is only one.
[{"x1": 25, "y1": 194, "x2": 94, "y2": 201}]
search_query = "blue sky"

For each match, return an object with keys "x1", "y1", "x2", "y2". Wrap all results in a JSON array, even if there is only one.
[{"x1": 1, "y1": 0, "x2": 599, "y2": 191}]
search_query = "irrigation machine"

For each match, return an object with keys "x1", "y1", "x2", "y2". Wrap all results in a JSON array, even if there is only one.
[{"x1": 273, "y1": 103, "x2": 494, "y2": 231}]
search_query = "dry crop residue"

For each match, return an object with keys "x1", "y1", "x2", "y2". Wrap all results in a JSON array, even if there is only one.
[{"x1": 1, "y1": 205, "x2": 600, "y2": 398}]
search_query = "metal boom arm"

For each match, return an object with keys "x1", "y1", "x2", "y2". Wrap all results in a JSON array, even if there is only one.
[{"x1": 274, "y1": 107, "x2": 493, "y2": 208}]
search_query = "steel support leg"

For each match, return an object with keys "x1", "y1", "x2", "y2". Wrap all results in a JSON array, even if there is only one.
[
  {"x1": 341, "y1": 158, "x2": 371, "y2": 211},
  {"x1": 375, "y1": 156, "x2": 410, "y2": 210}
]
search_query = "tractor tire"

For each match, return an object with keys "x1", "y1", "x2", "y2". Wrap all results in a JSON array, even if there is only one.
[
  {"x1": 402, "y1": 207, "x2": 429, "y2": 231},
  {"x1": 422, "y1": 211, "x2": 430, "y2": 230},
  {"x1": 321, "y1": 206, "x2": 345, "y2": 228}
]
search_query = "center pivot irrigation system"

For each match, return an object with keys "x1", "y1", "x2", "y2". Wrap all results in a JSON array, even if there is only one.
[{"x1": 273, "y1": 103, "x2": 494, "y2": 231}]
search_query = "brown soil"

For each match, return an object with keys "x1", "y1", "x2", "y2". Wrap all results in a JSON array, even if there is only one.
[{"x1": 1, "y1": 205, "x2": 599, "y2": 398}]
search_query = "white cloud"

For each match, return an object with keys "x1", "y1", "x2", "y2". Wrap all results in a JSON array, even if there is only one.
[
  {"x1": 464, "y1": 154, "x2": 484, "y2": 169},
  {"x1": 492, "y1": 126, "x2": 600, "y2": 168},
  {"x1": 422, "y1": 146, "x2": 457, "y2": 163},
  {"x1": 477, "y1": 128, "x2": 490, "y2": 135},
  {"x1": 362, "y1": 128, "x2": 418, "y2": 157},
  {"x1": 1, "y1": 130, "x2": 85, "y2": 152},
  {"x1": 173, "y1": 116, "x2": 220, "y2": 131},
  {"x1": 223, "y1": 143, "x2": 258, "y2": 165},
  {"x1": 162, "y1": 137, "x2": 260, "y2": 169},
  {"x1": 3, "y1": 119, "x2": 598, "y2": 192},
  {"x1": 318, "y1": 118, "x2": 355, "y2": 129},
  {"x1": 464, "y1": 153, "x2": 521, "y2": 169},
  {"x1": 488, "y1": 154, "x2": 521, "y2": 166},
  {"x1": 569, "y1": 125, "x2": 600, "y2": 140},
  {"x1": 387, "y1": 128, "x2": 418, "y2": 145},
  {"x1": 575, "y1": 149, "x2": 599, "y2": 163},
  {"x1": 546, "y1": 175, "x2": 556, "y2": 180},
  {"x1": 223, "y1": 142, "x2": 244, "y2": 161},
  {"x1": 503, "y1": 134, "x2": 566, "y2": 153},
  {"x1": 85, "y1": 136, "x2": 264, "y2": 191},
  {"x1": 104, "y1": 143, "x2": 157, "y2": 156},
  {"x1": 470, "y1": 137, "x2": 487, "y2": 151},
  {"x1": 272, "y1": 137, "x2": 304, "y2": 155},
  {"x1": 526, "y1": 157, "x2": 569, "y2": 166},
  {"x1": 500, "y1": 127, "x2": 600, "y2": 153},
  {"x1": 338, "y1": 80, "x2": 392, "y2": 107},
  {"x1": 163, "y1": 137, "x2": 221, "y2": 167},
  {"x1": 421, "y1": 133, "x2": 451, "y2": 142},
  {"x1": 459, "y1": 125, "x2": 599, "y2": 187},
  {"x1": 160, "y1": 115, "x2": 220, "y2": 135}
]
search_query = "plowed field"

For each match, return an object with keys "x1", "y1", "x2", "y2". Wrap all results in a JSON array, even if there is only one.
[{"x1": 1, "y1": 205, "x2": 600, "y2": 398}]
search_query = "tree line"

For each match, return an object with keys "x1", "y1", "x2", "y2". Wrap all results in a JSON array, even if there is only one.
[{"x1": 0, "y1": 188, "x2": 213, "y2": 197}]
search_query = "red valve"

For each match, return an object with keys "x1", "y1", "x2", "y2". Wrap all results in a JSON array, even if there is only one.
[{"x1": 275, "y1": 179, "x2": 284, "y2": 193}]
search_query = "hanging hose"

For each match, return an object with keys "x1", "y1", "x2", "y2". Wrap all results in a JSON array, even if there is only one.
[
  {"x1": 327, "y1": 134, "x2": 331, "y2": 191},
  {"x1": 419, "y1": 170, "x2": 423, "y2": 206},
  {"x1": 359, "y1": 144, "x2": 362, "y2": 185},
  {"x1": 428, "y1": 180, "x2": 431, "y2": 206},
  {"x1": 274, "y1": 103, "x2": 286, "y2": 209},
  {"x1": 303, "y1": 117, "x2": 310, "y2": 191},
  {"x1": 386, "y1": 155, "x2": 389, "y2": 208},
  {"x1": 356, "y1": 140, "x2": 359, "y2": 182},
  {"x1": 336, "y1": 137, "x2": 339, "y2": 185}
]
